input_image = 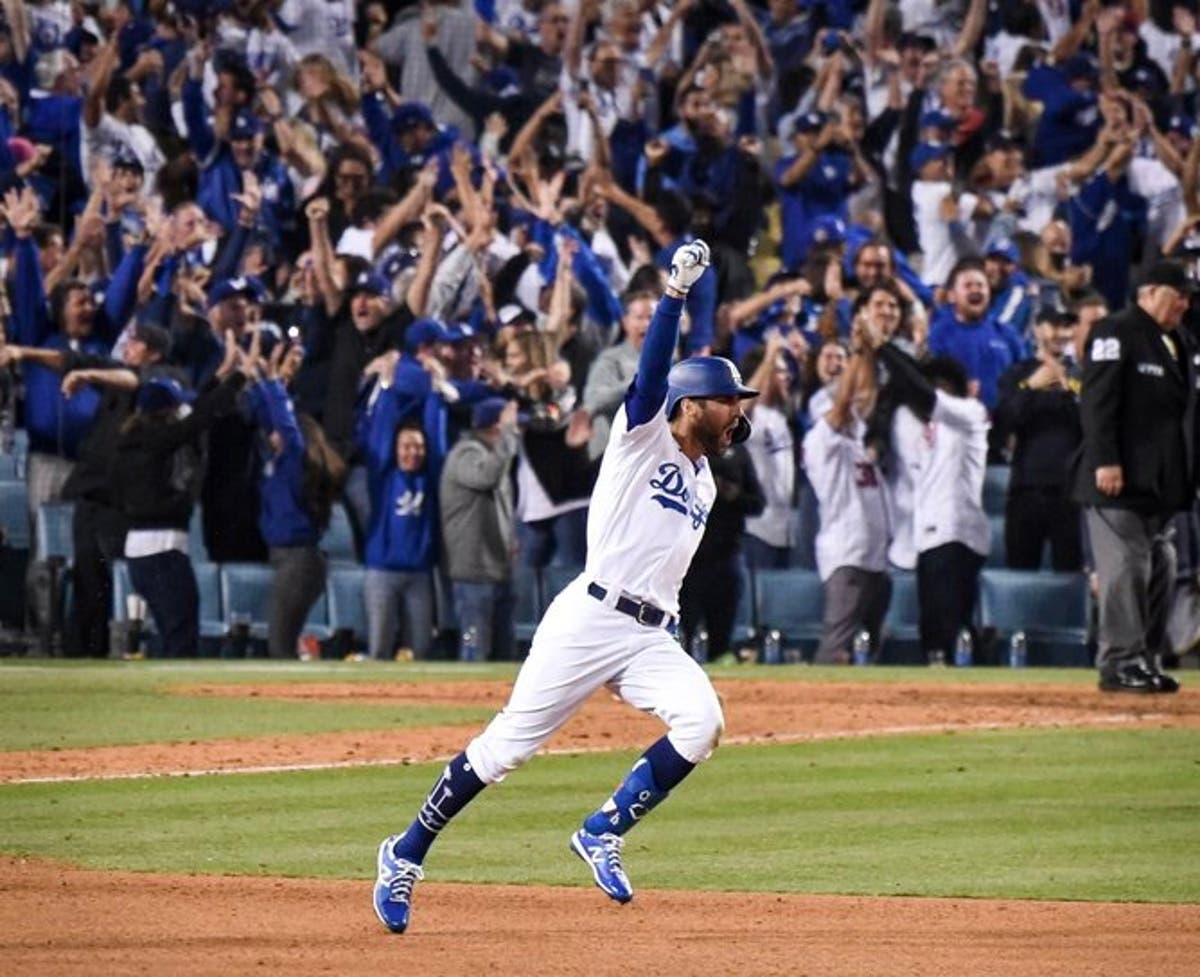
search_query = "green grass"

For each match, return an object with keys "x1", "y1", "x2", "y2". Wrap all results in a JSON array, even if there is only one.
[
  {"x1": 0, "y1": 661, "x2": 500, "y2": 749},
  {"x1": 2, "y1": 726, "x2": 1198, "y2": 902}
]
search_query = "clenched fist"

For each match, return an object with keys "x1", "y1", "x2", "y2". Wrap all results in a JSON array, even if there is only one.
[{"x1": 667, "y1": 239, "x2": 710, "y2": 294}]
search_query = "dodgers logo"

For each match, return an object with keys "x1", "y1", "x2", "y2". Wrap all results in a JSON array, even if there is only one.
[{"x1": 649, "y1": 463, "x2": 689, "y2": 515}]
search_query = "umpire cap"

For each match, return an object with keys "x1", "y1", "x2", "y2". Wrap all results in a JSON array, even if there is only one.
[{"x1": 666, "y1": 356, "x2": 758, "y2": 442}]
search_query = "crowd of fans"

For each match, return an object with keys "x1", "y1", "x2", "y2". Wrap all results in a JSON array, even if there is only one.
[{"x1": 0, "y1": 0, "x2": 1199, "y2": 662}]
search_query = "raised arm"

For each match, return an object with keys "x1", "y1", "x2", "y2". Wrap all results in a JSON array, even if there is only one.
[
  {"x1": 625, "y1": 240, "x2": 710, "y2": 427},
  {"x1": 84, "y1": 35, "x2": 121, "y2": 129}
]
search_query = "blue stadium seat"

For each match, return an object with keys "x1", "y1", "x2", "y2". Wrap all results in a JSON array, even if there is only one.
[
  {"x1": 512, "y1": 565, "x2": 541, "y2": 643},
  {"x1": 539, "y1": 564, "x2": 583, "y2": 615},
  {"x1": 35, "y1": 502, "x2": 75, "y2": 563},
  {"x1": 753, "y1": 568, "x2": 824, "y2": 654},
  {"x1": 986, "y1": 514, "x2": 1007, "y2": 567},
  {"x1": 880, "y1": 570, "x2": 925, "y2": 665},
  {"x1": 327, "y1": 565, "x2": 368, "y2": 644},
  {"x1": 0, "y1": 480, "x2": 30, "y2": 550},
  {"x1": 220, "y1": 562, "x2": 274, "y2": 640},
  {"x1": 194, "y1": 562, "x2": 226, "y2": 639},
  {"x1": 188, "y1": 505, "x2": 209, "y2": 563},
  {"x1": 731, "y1": 561, "x2": 755, "y2": 645},
  {"x1": 322, "y1": 503, "x2": 357, "y2": 564},
  {"x1": 983, "y1": 464, "x2": 1010, "y2": 516},
  {"x1": 978, "y1": 569, "x2": 1090, "y2": 666}
]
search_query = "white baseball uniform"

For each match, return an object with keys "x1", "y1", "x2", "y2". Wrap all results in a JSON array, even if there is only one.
[
  {"x1": 465, "y1": 399, "x2": 724, "y2": 785},
  {"x1": 802, "y1": 416, "x2": 891, "y2": 581}
]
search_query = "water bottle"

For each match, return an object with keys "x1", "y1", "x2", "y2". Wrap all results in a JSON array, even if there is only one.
[
  {"x1": 1008, "y1": 630, "x2": 1027, "y2": 668},
  {"x1": 953, "y1": 627, "x2": 973, "y2": 668},
  {"x1": 689, "y1": 627, "x2": 709, "y2": 664},
  {"x1": 928, "y1": 648, "x2": 946, "y2": 668},
  {"x1": 459, "y1": 625, "x2": 480, "y2": 662},
  {"x1": 852, "y1": 629, "x2": 871, "y2": 666},
  {"x1": 762, "y1": 629, "x2": 782, "y2": 665}
]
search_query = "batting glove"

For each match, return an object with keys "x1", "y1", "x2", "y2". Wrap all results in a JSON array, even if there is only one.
[{"x1": 667, "y1": 239, "x2": 710, "y2": 294}]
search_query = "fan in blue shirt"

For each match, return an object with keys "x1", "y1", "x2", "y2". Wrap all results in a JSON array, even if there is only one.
[
  {"x1": 927, "y1": 258, "x2": 1028, "y2": 411},
  {"x1": 1021, "y1": 56, "x2": 1101, "y2": 168}
]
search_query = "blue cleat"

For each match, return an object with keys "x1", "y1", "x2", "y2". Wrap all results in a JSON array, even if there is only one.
[
  {"x1": 372, "y1": 835, "x2": 424, "y2": 933},
  {"x1": 570, "y1": 828, "x2": 633, "y2": 904}
]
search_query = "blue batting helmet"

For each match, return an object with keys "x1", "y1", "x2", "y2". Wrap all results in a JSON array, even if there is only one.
[{"x1": 666, "y1": 356, "x2": 758, "y2": 426}]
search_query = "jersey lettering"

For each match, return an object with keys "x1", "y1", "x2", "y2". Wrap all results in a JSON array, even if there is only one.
[
  {"x1": 1090, "y1": 337, "x2": 1121, "y2": 362},
  {"x1": 649, "y1": 462, "x2": 689, "y2": 514},
  {"x1": 395, "y1": 490, "x2": 424, "y2": 517}
]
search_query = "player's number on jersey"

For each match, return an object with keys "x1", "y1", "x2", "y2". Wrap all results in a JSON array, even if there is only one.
[
  {"x1": 1090, "y1": 337, "x2": 1121, "y2": 362},
  {"x1": 855, "y1": 462, "x2": 878, "y2": 488}
]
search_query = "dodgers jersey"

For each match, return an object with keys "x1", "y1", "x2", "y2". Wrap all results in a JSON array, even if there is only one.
[
  {"x1": 584, "y1": 402, "x2": 716, "y2": 617},
  {"x1": 803, "y1": 417, "x2": 891, "y2": 581}
]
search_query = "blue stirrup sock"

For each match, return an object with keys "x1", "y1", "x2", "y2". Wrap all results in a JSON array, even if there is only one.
[
  {"x1": 583, "y1": 736, "x2": 695, "y2": 836},
  {"x1": 391, "y1": 751, "x2": 486, "y2": 864}
]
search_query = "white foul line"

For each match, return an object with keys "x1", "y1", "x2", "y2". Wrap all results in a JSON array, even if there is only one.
[{"x1": 2, "y1": 713, "x2": 1154, "y2": 786}]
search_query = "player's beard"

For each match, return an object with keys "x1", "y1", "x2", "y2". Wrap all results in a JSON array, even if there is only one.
[{"x1": 696, "y1": 415, "x2": 733, "y2": 458}]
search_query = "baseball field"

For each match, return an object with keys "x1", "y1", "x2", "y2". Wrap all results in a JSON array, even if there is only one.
[{"x1": 2, "y1": 660, "x2": 1198, "y2": 976}]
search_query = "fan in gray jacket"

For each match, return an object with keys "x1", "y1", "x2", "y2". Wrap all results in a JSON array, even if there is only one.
[{"x1": 439, "y1": 397, "x2": 520, "y2": 660}]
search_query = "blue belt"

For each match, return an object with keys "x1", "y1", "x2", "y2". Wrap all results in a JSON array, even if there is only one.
[{"x1": 587, "y1": 582, "x2": 676, "y2": 630}]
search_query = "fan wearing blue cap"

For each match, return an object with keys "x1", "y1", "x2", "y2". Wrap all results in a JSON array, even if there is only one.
[
  {"x1": 361, "y1": 92, "x2": 457, "y2": 185},
  {"x1": 180, "y1": 45, "x2": 295, "y2": 245},
  {"x1": 774, "y1": 108, "x2": 858, "y2": 271},
  {"x1": 1021, "y1": 52, "x2": 1101, "y2": 167},
  {"x1": 984, "y1": 238, "x2": 1034, "y2": 336}
]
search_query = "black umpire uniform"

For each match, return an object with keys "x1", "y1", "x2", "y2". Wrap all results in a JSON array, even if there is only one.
[{"x1": 1070, "y1": 260, "x2": 1200, "y2": 693}]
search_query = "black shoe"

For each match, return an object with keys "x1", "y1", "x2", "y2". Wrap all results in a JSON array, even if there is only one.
[
  {"x1": 1098, "y1": 663, "x2": 1157, "y2": 693},
  {"x1": 1148, "y1": 670, "x2": 1181, "y2": 694}
]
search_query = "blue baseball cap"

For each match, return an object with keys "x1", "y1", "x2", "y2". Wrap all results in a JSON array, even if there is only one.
[
  {"x1": 918, "y1": 110, "x2": 957, "y2": 133},
  {"x1": 806, "y1": 215, "x2": 847, "y2": 248},
  {"x1": 404, "y1": 317, "x2": 450, "y2": 351},
  {"x1": 1061, "y1": 54, "x2": 1098, "y2": 82},
  {"x1": 446, "y1": 322, "x2": 483, "y2": 344},
  {"x1": 207, "y1": 275, "x2": 267, "y2": 308},
  {"x1": 1166, "y1": 114, "x2": 1195, "y2": 138},
  {"x1": 349, "y1": 270, "x2": 390, "y2": 298},
  {"x1": 135, "y1": 378, "x2": 195, "y2": 413},
  {"x1": 470, "y1": 396, "x2": 509, "y2": 430},
  {"x1": 986, "y1": 238, "x2": 1020, "y2": 263},
  {"x1": 909, "y1": 141, "x2": 952, "y2": 173},
  {"x1": 392, "y1": 101, "x2": 435, "y2": 133},
  {"x1": 229, "y1": 110, "x2": 262, "y2": 140}
]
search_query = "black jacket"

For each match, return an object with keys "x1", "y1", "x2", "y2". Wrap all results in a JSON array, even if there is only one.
[
  {"x1": 993, "y1": 358, "x2": 1083, "y2": 492},
  {"x1": 113, "y1": 373, "x2": 246, "y2": 531},
  {"x1": 1070, "y1": 305, "x2": 1199, "y2": 514}
]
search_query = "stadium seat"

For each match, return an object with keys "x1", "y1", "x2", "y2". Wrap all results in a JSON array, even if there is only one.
[
  {"x1": 322, "y1": 502, "x2": 357, "y2": 564},
  {"x1": 35, "y1": 502, "x2": 74, "y2": 564},
  {"x1": 983, "y1": 464, "x2": 1010, "y2": 516},
  {"x1": 978, "y1": 569, "x2": 1090, "y2": 666},
  {"x1": 327, "y1": 564, "x2": 368, "y2": 645},
  {"x1": 0, "y1": 480, "x2": 30, "y2": 551},
  {"x1": 879, "y1": 570, "x2": 925, "y2": 663},
  {"x1": 753, "y1": 567, "x2": 824, "y2": 656},
  {"x1": 986, "y1": 514, "x2": 1006, "y2": 567},
  {"x1": 539, "y1": 564, "x2": 583, "y2": 615},
  {"x1": 512, "y1": 564, "x2": 541, "y2": 643},
  {"x1": 731, "y1": 561, "x2": 755, "y2": 646},
  {"x1": 188, "y1": 505, "x2": 209, "y2": 563},
  {"x1": 220, "y1": 562, "x2": 274, "y2": 641},
  {"x1": 194, "y1": 562, "x2": 227, "y2": 639}
]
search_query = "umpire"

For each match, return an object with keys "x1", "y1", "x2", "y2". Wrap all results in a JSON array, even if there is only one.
[{"x1": 1071, "y1": 260, "x2": 1198, "y2": 693}]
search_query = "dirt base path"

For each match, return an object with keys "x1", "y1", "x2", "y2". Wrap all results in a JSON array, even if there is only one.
[
  {"x1": 3, "y1": 856, "x2": 1197, "y2": 977},
  {"x1": 4, "y1": 679, "x2": 1198, "y2": 782}
]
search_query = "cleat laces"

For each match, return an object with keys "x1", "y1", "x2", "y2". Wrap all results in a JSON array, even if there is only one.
[
  {"x1": 598, "y1": 834, "x2": 627, "y2": 876},
  {"x1": 386, "y1": 861, "x2": 424, "y2": 905}
]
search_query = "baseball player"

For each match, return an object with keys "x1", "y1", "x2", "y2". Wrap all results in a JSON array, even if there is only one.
[{"x1": 372, "y1": 240, "x2": 758, "y2": 933}]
